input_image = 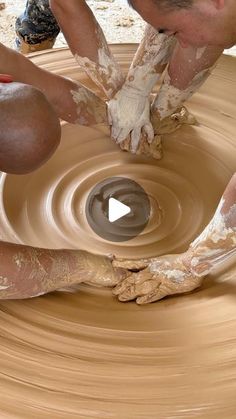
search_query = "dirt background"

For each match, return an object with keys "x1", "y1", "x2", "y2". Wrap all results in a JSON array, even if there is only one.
[
  {"x1": 0, "y1": 0, "x2": 235, "y2": 56},
  {"x1": 0, "y1": 0, "x2": 146, "y2": 48}
]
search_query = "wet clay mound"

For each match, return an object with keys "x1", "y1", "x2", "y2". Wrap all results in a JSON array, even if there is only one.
[{"x1": 0, "y1": 46, "x2": 236, "y2": 418}]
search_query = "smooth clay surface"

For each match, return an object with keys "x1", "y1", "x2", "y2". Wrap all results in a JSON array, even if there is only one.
[{"x1": 0, "y1": 45, "x2": 236, "y2": 418}]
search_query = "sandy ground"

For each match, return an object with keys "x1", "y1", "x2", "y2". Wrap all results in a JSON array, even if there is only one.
[
  {"x1": 0, "y1": 0, "x2": 146, "y2": 48},
  {"x1": 0, "y1": 0, "x2": 236, "y2": 56}
]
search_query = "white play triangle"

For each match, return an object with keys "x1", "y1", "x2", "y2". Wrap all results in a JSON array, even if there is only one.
[{"x1": 108, "y1": 198, "x2": 131, "y2": 223}]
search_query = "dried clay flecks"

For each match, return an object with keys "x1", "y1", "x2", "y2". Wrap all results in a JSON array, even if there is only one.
[{"x1": 0, "y1": 46, "x2": 235, "y2": 418}]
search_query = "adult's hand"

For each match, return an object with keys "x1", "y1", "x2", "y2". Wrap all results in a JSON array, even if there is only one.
[
  {"x1": 107, "y1": 84, "x2": 154, "y2": 153},
  {"x1": 112, "y1": 254, "x2": 203, "y2": 304},
  {"x1": 76, "y1": 252, "x2": 130, "y2": 288}
]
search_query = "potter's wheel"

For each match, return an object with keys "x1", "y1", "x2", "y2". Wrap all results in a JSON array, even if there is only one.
[{"x1": 0, "y1": 46, "x2": 236, "y2": 418}]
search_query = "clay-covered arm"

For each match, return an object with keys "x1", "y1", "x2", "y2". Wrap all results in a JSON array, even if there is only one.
[
  {"x1": 0, "y1": 42, "x2": 107, "y2": 125},
  {"x1": 187, "y1": 173, "x2": 236, "y2": 276},
  {"x1": 152, "y1": 43, "x2": 223, "y2": 121},
  {"x1": 107, "y1": 25, "x2": 175, "y2": 151},
  {"x1": 126, "y1": 25, "x2": 174, "y2": 95},
  {"x1": 50, "y1": 0, "x2": 124, "y2": 98},
  {"x1": 0, "y1": 242, "x2": 127, "y2": 299},
  {"x1": 112, "y1": 174, "x2": 236, "y2": 304},
  {"x1": 125, "y1": 25, "x2": 174, "y2": 95}
]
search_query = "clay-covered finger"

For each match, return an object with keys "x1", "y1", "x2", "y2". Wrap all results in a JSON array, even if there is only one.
[
  {"x1": 136, "y1": 291, "x2": 163, "y2": 305},
  {"x1": 119, "y1": 137, "x2": 130, "y2": 151},
  {"x1": 143, "y1": 123, "x2": 154, "y2": 144},
  {"x1": 107, "y1": 105, "x2": 113, "y2": 126},
  {"x1": 85, "y1": 267, "x2": 129, "y2": 287},
  {"x1": 136, "y1": 286, "x2": 167, "y2": 304},
  {"x1": 113, "y1": 267, "x2": 132, "y2": 283},
  {"x1": 113, "y1": 271, "x2": 149, "y2": 296},
  {"x1": 111, "y1": 125, "x2": 123, "y2": 142},
  {"x1": 112, "y1": 275, "x2": 135, "y2": 295},
  {"x1": 136, "y1": 275, "x2": 187, "y2": 304},
  {"x1": 113, "y1": 265, "x2": 157, "y2": 294},
  {"x1": 118, "y1": 278, "x2": 158, "y2": 302},
  {"x1": 112, "y1": 258, "x2": 149, "y2": 270},
  {"x1": 135, "y1": 134, "x2": 149, "y2": 154},
  {"x1": 116, "y1": 128, "x2": 131, "y2": 144},
  {"x1": 130, "y1": 127, "x2": 141, "y2": 153},
  {"x1": 98, "y1": 265, "x2": 132, "y2": 287}
]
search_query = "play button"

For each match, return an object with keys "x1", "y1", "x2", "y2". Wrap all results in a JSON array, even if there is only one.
[
  {"x1": 85, "y1": 177, "x2": 150, "y2": 242},
  {"x1": 108, "y1": 198, "x2": 131, "y2": 222}
]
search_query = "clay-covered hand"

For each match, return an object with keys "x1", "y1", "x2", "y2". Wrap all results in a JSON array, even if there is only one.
[
  {"x1": 80, "y1": 253, "x2": 129, "y2": 287},
  {"x1": 119, "y1": 133, "x2": 162, "y2": 160},
  {"x1": 58, "y1": 77, "x2": 108, "y2": 125},
  {"x1": 107, "y1": 84, "x2": 154, "y2": 153},
  {"x1": 68, "y1": 250, "x2": 130, "y2": 287},
  {"x1": 151, "y1": 105, "x2": 197, "y2": 135},
  {"x1": 112, "y1": 254, "x2": 204, "y2": 304},
  {"x1": 58, "y1": 252, "x2": 130, "y2": 294}
]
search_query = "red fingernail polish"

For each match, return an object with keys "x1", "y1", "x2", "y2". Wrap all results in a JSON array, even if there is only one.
[{"x1": 0, "y1": 74, "x2": 13, "y2": 83}]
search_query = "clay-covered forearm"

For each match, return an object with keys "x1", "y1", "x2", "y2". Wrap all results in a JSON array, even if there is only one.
[
  {"x1": 0, "y1": 42, "x2": 107, "y2": 125},
  {"x1": 0, "y1": 242, "x2": 90, "y2": 299},
  {"x1": 184, "y1": 174, "x2": 236, "y2": 276},
  {"x1": 50, "y1": 0, "x2": 124, "y2": 98},
  {"x1": 125, "y1": 25, "x2": 175, "y2": 95},
  {"x1": 0, "y1": 242, "x2": 124, "y2": 299},
  {"x1": 168, "y1": 44, "x2": 223, "y2": 90},
  {"x1": 153, "y1": 44, "x2": 223, "y2": 119}
]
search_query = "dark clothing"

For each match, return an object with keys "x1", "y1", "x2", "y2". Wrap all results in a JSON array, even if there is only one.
[{"x1": 15, "y1": 0, "x2": 60, "y2": 47}]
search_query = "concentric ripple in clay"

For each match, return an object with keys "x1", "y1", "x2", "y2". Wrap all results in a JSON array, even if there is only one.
[{"x1": 0, "y1": 46, "x2": 236, "y2": 418}]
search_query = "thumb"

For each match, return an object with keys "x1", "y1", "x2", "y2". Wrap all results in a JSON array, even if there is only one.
[
  {"x1": 84, "y1": 266, "x2": 131, "y2": 287},
  {"x1": 130, "y1": 127, "x2": 142, "y2": 153},
  {"x1": 107, "y1": 103, "x2": 113, "y2": 126},
  {"x1": 116, "y1": 127, "x2": 131, "y2": 144},
  {"x1": 143, "y1": 122, "x2": 154, "y2": 144},
  {"x1": 113, "y1": 267, "x2": 132, "y2": 282}
]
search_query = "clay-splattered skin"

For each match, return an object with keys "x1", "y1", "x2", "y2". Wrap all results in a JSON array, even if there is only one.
[
  {"x1": 107, "y1": 26, "x2": 223, "y2": 153},
  {"x1": 107, "y1": 25, "x2": 176, "y2": 153},
  {"x1": 50, "y1": 1, "x2": 221, "y2": 155},
  {"x1": 50, "y1": 0, "x2": 225, "y2": 156},
  {"x1": 151, "y1": 43, "x2": 223, "y2": 121},
  {"x1": 71, "y1": 21, "x2": 195, "y2": 153},
  {"x1": 189, "y1": 174, "x2": 236, "y2": 276},
  {"x1": 0, "y1": 245, "x2": 127, "y2": 299},
  {"x1": 74, "y1": 26, "x2": 124, "y2": 100},
  {"x1": 113, "y1": 174, "x2": 236, "y2": 304},
  {"x1": 151, "y1": 105, "x2": 196, "y2": 135},
  {"x1": 70, "y1": 83, "x2": 107, "y2": 125},
  {"x1": 152, "y1": 67, "x2": 211, "y2": 120},
  {"x1": 113, "y1": 254, "x2": 203, "y2": 304},
  {"x1": 70, "y1": 82, "x2": 163, "y2": 160},
  {"x1": 0, "y1": 41, "x2": 107, "y2": 128},
  {"x1": 50, "y1": 0, "x2": 124, "y2": 99}
]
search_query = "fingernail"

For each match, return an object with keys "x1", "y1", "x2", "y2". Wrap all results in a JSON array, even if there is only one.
[
  {"x1": 117, "y1": 267, "x2": 129, "y2": 280},
  {"x1": 136, "y1": 296, "x2": 147, "y2": 305},
  {"x1": 112, "y1": 286, "x2": 121, "y2": 295},
  {"x1": 118, "y1": 294, "x2": 130, "y2": 302}
]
